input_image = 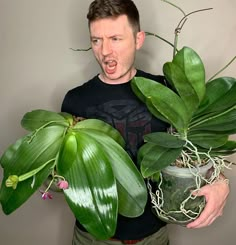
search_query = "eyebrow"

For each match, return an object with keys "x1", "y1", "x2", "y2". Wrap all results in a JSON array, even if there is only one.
[
  {"x1": 90, "y1": 36, "x2": 101, "y2": 40},
  {"x1": 90, "y1": 34, "x2": 123, "y2": 40}
]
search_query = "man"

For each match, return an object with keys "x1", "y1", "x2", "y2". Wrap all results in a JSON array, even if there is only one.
[{"x1": 61, "y1": 0, "x2": 229, "y2": 244}]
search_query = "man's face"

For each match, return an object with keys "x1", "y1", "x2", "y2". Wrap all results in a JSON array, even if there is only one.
[{"x1": 89, "y1": 15, "x2": 144, "y2": 84}]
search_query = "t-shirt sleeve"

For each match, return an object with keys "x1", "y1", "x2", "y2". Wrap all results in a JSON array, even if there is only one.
[{"x1": 61, "y1": 91, "x2": 72, "y2": 113}]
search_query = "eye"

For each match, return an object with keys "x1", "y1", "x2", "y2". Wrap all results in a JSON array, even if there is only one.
[
  {"x1": 112, "y1": 37, "x2": 121, "y2": 42},
  {"x1": 91, "y1": 38, "x2": 101, "y2": 45}
]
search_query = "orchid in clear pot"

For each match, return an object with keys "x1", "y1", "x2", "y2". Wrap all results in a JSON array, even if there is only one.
[
  {"x1": 0, "y1": 110, "x2": 147, "y2": 239},
  {"x1": 132, "y1": 1, "x2": 236, "y2": 225}
]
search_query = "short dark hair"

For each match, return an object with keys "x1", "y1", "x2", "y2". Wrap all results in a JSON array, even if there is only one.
[{"x1": 87, "y1": 0, "x2": 140, "y2": 34}]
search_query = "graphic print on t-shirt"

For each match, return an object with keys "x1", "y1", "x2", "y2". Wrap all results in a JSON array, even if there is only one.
[{"x1": 86, "y1": 99, "x2": 152, "y2": 159}]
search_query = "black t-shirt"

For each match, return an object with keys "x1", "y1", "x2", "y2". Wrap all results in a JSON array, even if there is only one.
[{"x1": 61, "y1": 69, "x2": 169, "y2": 240}]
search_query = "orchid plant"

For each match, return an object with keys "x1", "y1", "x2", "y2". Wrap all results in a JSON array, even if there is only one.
[
  {"x1": 132, "y1": 0, "x2": 236, "y2": 179},
  {"x1": 0, "y1": 110, "x2": 147, "y2": 239},
  {"x1": 131, "y1": 0, "x2": 236, "y2": 224}
]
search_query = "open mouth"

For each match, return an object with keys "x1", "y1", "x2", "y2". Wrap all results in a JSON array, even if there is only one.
[{"x1": 104, "y1": 60, "x2": 117, "y2": 74}]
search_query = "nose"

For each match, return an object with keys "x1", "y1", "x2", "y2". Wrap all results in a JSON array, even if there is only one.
[{"x1": 101, "y1": 39, "x2": 112, "y2": 56}]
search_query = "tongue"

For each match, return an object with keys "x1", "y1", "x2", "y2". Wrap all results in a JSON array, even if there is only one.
[{"x1": 105, "y1": 61, "x2": 117, "y2": 74}]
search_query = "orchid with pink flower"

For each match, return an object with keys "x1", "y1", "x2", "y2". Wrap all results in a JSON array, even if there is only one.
[{"x1": 0, "y1": 109, "x2": 147, "y2": 240}]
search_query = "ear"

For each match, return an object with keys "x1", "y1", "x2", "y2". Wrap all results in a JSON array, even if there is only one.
[{"x1": 135, "y1": 31, "x2": 145, "y2": 50}]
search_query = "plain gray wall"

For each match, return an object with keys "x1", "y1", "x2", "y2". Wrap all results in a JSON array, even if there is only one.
[{"x1": 0, "y1": 0, "x2": 235, "y2": 244}]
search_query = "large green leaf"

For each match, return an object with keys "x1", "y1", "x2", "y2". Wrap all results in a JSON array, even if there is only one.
[
  {"x1": 140, "y1": 143, "x2": 183, "y2": 178},
  {"x1": 74, "y1": 119, "x2": 125, "y2": 147},
  {"x1": 196, "y1": 77, "x2": 236, "y2": 116},
  {"x1": 0, "y1": 161, "x2": 55, "y2": 215},
  {"x1": 77, "y1": 128, "x2": 147, "y2": 218},
  {"x1": 132, "y1": 77, "x2": 189, "y2": 136},
  {"x1": 137, "y1": 142, "x2": 157, "y2": 165},
  {"x1": 56, "y1": 132, "x2": 77, "y2": 174},
  {"x1": 3, "y1": 125, "x2": 65, "y2": 174},
  {"x1": 172, "y1": 47, "x2": 206, "y2": 102},
  {"x1": 193, "y1": 140, "x2": 236, "y2": 156},
  {"x1": 145, "y1": 98, "x2": 171, "y2": 125},
  {"x1": 190, "y1": 108, "x2": 236, "y2": 132},
  {"x1": 144, "y1": 132, "x2": 185, "y2": 148},
  {"x1": 137, "y1": 142, "x2": 162, "y2": 182},
  {"x1": 58, "y1": 131, "x2": 117, "y2": 240},
  {"x1": 0, "y1": 125, "x2": 65, "y2": 214},
  {"x1": 130, "y1": 78, "x2": 148, "y2": 104},
  {"x1": 148, "y1": 97, "x2": 187, "y2": 136},
  {"x1": 0, "y1": 135, "x2": 28, "y2": 168},
  {"x1": 21, "y1": 109, "x2": 69, "y2": 131},
  {"x1": 163, "y1": 62, "x2": 200, "y2": 118},
  {"x1": 188, "y1": 133, "x2": 228, "y2": 149},
  {"x1": 210, "y1": 140, "x2": 236, "y2": 154}
]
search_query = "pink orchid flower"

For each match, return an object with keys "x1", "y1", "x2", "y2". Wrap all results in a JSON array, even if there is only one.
[
  {"x1": 41, "y1": 191, "x2": 53, "y2": 200},
  {"x1": 57, "y1": 180, "x2": 69, "y2": 190}
]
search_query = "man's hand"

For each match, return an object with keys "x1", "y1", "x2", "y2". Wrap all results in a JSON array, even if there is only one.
[{"x1": 187, "y1": 174, "x2": 229, "y2": 229}]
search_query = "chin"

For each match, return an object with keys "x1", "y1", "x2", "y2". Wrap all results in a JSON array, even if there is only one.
[{"x1": 104, "y1": 72, "x2": 120, "y2": 80}]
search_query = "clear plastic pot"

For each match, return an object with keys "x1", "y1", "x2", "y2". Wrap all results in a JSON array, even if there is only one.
[{"x1": 152, "y1": 161, "x2": 213, "y2": 225}]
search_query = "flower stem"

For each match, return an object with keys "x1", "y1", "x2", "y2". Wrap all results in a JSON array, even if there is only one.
[
  {"x1": 27, "y1": 120, "x2": 68, "y2": 143},
  {"x1": 145, "y1": 31, "x2": 176, "y2": 49},
  {"x1": 18, "y1": 158, "x2": 56, "y2": 182},
  {"x1": 173, "y1": 8, "x2": 213, "y2": 57},
  {"x1": 161, "y1": 0, "x2": 186, "y2": 16},
  {"x1": 208, "y1": 56, "x2": 236, "y2": 81}
]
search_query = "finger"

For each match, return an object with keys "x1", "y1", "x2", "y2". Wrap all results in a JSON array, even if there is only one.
[
  {"x1": 187, "y1": 201, "x2": 225, "y2": 228},
  {"x1": 190, "y1": 186, "x2": 209, "y2": 199},
  {"x1": 191, "y1": 207, "x2": 223, "y2": 228},
  {"x1": 187, "y1": 212, "x2": 215, "y2": 228},
  {"x1": 187, "y1": 200, "x2": 218, "y2": 228}
]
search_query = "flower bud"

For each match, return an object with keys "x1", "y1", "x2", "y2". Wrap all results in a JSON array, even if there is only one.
[
  {"x1": 57, "y1": 180, "x2": 69, "y2": 190},
  {"x1": 6, "y1": 175, "x2": 19, "y2": 189}
]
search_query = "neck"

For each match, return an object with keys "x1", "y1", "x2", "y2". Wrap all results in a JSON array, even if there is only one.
[{"x1": 99, "y1": 68, "x2": 137, "y2": 84}]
